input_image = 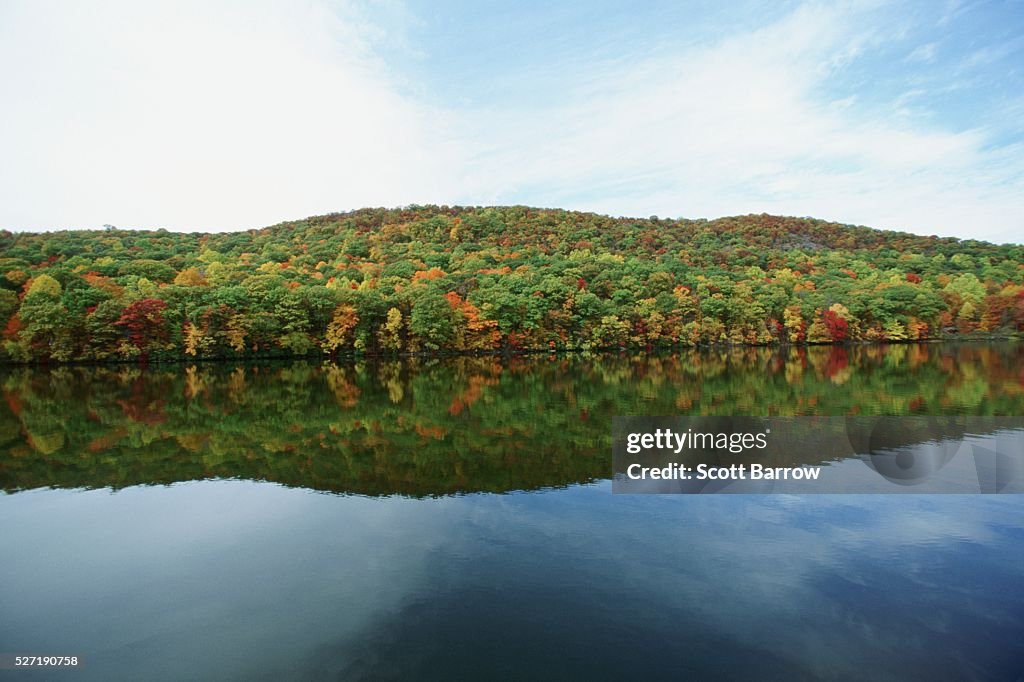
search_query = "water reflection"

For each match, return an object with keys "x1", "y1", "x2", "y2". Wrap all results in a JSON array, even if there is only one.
[
  {"x1": 612, "y1": 416, "x2": 1024, "y2": 493},
  {"x1": 1, "y1": 482, "x2": 1022, "y2": 680},
  {"x1": 1, "y1": 344, "x2": 1023, "y2": 680},
  {"x1": 2, "y1": 343, "x2": 1023, "y2": 496}
]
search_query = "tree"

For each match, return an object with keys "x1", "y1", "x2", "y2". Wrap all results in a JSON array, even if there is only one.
[
  {"x1": 783, "y1": 305, "x2": 805, "y2": 343},
  {"x1": 823, "y1": 304, "x2": 850, "y2": 342},
  {"x1": 18, "y1": 275, "x2": 74, "y2": 360},
  {"x1": 174, "y1": 267, "x2": 210, "y2": 287},
  {"x1": 183, "y1": 322, "x2": 213, "y2": 356},
  {"x1": 322, "y1": 304, "x2": 359, "y2": 354},
  {"x1": 806, "y1": 309, "x2": 832, "y2": 344},
  {"x1": 595, "y1": 315, "x2": 630, "y2": 348},
  {"x1": 225, "y1": 314, "x2": 250, "y2": 353},
  {"x1": 410, "y1": 292, "x2": 457, "y2": 350},
  {"x1": 115, "y1": 299, "x2": 170, "y2": 359},
  {"x1": 26, "y1": 274, "x2": 62, "y2": 298},
  {"x1": 0, "y1": 289, "x2": 20, "y2": 325},
  {"x1": 446, "y1": 292, "x2": 500, "y2": 351},
  {"x1": 378, "y1": 307, "x2": 404, "y2": 352}
]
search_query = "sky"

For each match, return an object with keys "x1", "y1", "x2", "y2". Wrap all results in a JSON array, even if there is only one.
[{"x1": 0, "y1": 0, "x2": 1022, "y2": 243}]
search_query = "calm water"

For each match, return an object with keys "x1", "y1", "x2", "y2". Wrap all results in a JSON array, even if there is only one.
[{"x1": 1, "y1": 344, "x2": 1023, "y2": 680}]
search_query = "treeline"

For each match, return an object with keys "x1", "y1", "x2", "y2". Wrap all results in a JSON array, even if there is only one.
[
  {"x1": 0, "y1": 206, "x2": 1022, "y2": 362},
  {"x1": 3, "y1": 345, "x2": 1021, "y2": 495}
]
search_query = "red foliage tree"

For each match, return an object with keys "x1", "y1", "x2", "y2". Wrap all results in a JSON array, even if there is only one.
[
  {"x1": 823, "y1": 309, "x2": 849, "y2": 342},
  {"x1": 115, "y1": 299, "x2": 169, "y2": 358}
]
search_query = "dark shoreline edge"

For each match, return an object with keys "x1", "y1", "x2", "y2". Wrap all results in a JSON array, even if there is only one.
[{"x1": 0, "y1": 335, "x2": 1019, "y2": 368}]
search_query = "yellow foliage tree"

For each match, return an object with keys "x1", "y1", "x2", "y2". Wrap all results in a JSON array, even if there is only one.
[
  {"x1": 174, "y1": 267, "x2": 209, "y2": 287},
  {"x1": 26, "y1": 274, "x2": 62, "y2": 298},
  {"x1": 883, "y1": 319, "x2": 908, "y2": 341},
  {"x1": 322, "y1": 304, "x2": 359, "y2": 353},
  {"x1": 783, "y1": 305, "x2": 805, "y2": 343},
  {"x1": 183, "y1": 322, "x2": 213, "y2": 356},
  {"x1": 595, "y1": 315, "x2": 631, "y2": 348},
  {"x1": 226, "y1": 314, "x2": 249, "y2": 353},
  {"x1": 378, "y1": 307, "x2": 403, "y2": 352},
  {"x1": 806, "y1": 308, "x2": 832, "y2": 344}
]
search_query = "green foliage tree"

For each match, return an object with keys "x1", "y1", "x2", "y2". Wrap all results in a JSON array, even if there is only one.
[{"x1": 410, "y1": 292, "x2": 458, "y2": 350}]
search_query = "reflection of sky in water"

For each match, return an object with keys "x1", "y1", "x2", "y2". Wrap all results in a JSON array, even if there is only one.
[
  {"x1": 1, "y1": 484, "x2": 1023, "y2": 680},
  {"x1": 615, "y1": 422, "x2": 1024, "y2": 494}
]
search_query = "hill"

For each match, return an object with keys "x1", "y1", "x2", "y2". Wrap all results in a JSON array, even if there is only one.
[{"x1": 0, "y1": 206, "x2": 1021, "y2": 362}]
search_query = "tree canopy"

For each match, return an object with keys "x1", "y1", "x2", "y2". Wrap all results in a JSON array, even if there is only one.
[{"x1": 1, "y1": 206, "x2": 1021, "y2": 362}]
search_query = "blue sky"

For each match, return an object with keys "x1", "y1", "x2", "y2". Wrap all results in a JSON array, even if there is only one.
[{"x1": 1, "y1": 0, "x2": 1022, "y2": 242}]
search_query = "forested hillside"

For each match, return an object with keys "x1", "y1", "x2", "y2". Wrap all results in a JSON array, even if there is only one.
[{"x1": 0, "y1": 206, "x2": 1021, "y2": 362}]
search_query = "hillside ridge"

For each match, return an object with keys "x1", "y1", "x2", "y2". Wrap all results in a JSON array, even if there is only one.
[
  {"x1": 0, "y1": 205, "x2": 1021, "y2": 362},
  {"x1": 2, "y1": 206, "x2": 1010, "y2": 248}
]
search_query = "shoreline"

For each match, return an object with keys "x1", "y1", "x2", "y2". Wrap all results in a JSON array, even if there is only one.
[{"x1": 1, "y1": 335, "x2": 1018, "y2": 368}]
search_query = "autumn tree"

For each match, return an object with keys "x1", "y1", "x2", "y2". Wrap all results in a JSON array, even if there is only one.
[
  {"x1": 115, "y1": 299, "x2": 170, "y2": 359},
  {"x1": 174, "y1": 267, "x2": 210, "y2": 287},
  {"x1": 322, "y1": 304, "x2": 359, "y2": 355},
  {"x1": 378, "y1": 307, "x2": 404, "y2": 353}
]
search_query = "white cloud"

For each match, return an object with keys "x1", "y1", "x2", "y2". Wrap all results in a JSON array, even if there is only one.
[
  {"x1": 452, "y1": 4, "x2": 1024, "y2": 243},
  {"x1": 906, "y1": 42, "x2": 938, "y2": 63},
  {"x1": 0, "y1": 0, "x2": 463, "y2": 232},
  {"x1": 1, "y1": 1, "x2": 1022, "y2": 243}
]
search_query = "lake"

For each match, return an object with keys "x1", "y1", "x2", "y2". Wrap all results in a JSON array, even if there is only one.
[{"x1": 1, "y1": 343, "x2": 1023, "y2": 680}]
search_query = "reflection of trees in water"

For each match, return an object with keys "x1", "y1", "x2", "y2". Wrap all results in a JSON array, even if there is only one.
[{"x1": 1, "y1": 343, "x2": 1022, "y2": 496}]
